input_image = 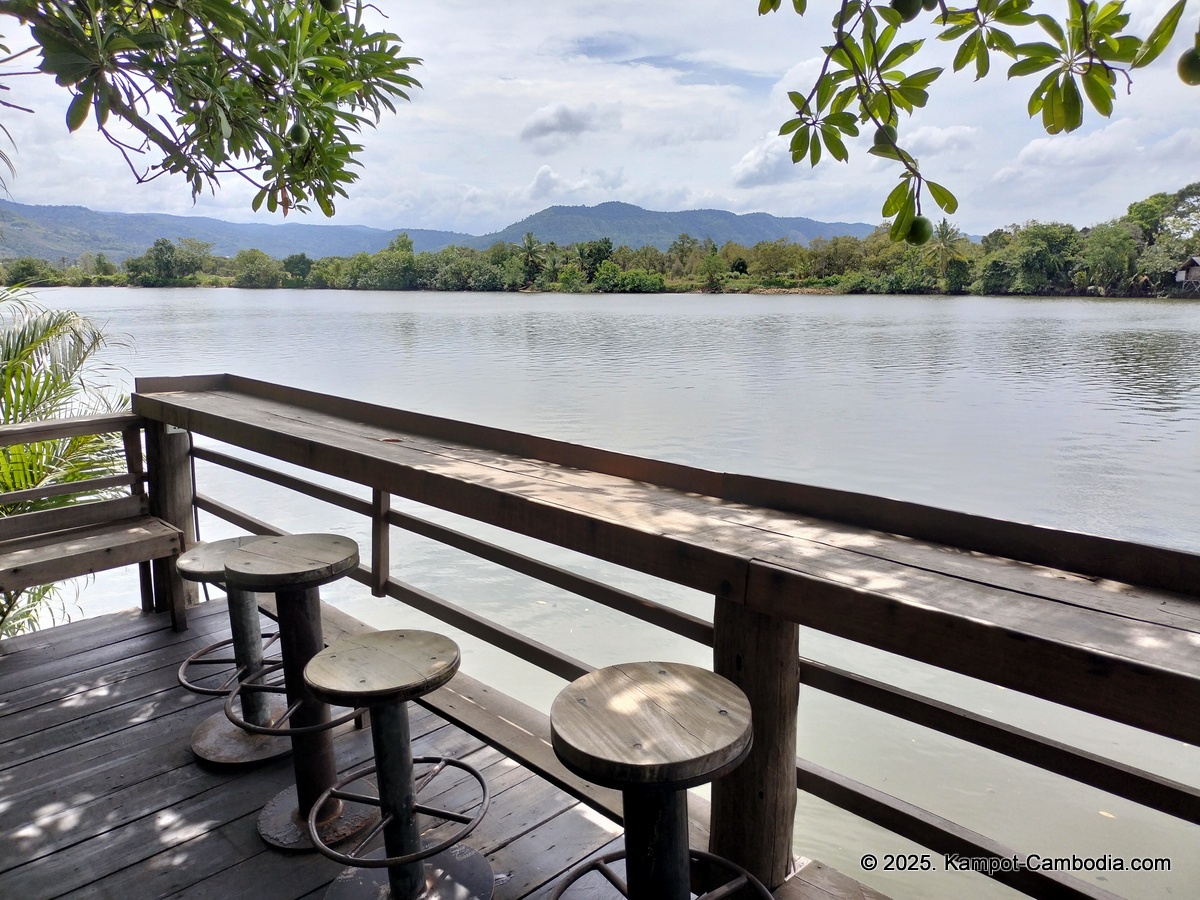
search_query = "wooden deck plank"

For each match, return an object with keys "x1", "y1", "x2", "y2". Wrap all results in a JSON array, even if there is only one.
[
  {"x1": 0, "y1": 601, "x2": 227, "y2": 686},
  {"x1": 0, "y1": 617, "x2": 261, "y2": 720},
  {"x1": 4, "y1": 604, "x2": 780, "y2": 900}
]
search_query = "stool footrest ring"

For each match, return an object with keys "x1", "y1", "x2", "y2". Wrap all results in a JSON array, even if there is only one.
[
  {"x1": 176, "y1": 632, "x2": 280, "y2": 695},
  {"x1": 223, "y1": 661, "x2": 365, "y2": 736},
  {"x1": 307, "y1": 756, "x2": 491, "y2": 869},
  {"x1": 550, "y1": 848, "x2": 774, "y2": 900}
]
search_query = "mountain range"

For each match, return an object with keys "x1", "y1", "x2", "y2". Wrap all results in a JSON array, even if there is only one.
[{"x1": 0, "y1": 198, "x2": 875, "y2": 264}]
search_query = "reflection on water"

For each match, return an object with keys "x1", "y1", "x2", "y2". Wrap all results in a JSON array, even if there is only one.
[{"x1": 38, "y1": 287, "x2": 1200, "y2": 899}]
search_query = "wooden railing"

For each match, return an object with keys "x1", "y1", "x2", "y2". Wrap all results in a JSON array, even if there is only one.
[{"x1": 129, "y1": 374, "x2": 1200, "y2": 900}]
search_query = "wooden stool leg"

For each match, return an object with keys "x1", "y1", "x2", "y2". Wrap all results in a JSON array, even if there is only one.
[
  {"x1": 277, "y1": 585, "x2": 337, "y2": 818},
  {"x1": 227, "y1": 586, "x2": 271, "y2": 727},
  {"x1": 622, "y1": 788, "x2": 690, "y2": 900},
  {"x1": 372, "y1": 701, "x2": 424, "y2": 900}
]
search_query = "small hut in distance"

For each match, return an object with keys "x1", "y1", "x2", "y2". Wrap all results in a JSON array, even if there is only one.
[{"x1": 1176, "y1": 256, "x2": 1200, "y2": 293}]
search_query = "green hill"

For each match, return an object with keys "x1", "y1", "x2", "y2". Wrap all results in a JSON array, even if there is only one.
[
  {"x1": 0, "y1": 199, "x2": 875, "y2": 263},
  {"x1": 465, "y1": 201, "x2": 876, "y2": 250},
  {"x1": 0, "y1": 200, "x2": 467, "y2": 262}
]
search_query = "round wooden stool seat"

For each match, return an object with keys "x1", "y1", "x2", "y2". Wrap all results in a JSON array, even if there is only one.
[
  {"x1": 305, "y1": 631, "x2": 461, "y2": 708},
  {"x1": 223, "y1": 533, "x2": 359, "y2": 591},
  {"x1": 551, "y1": 661, "x2": 752, "y2": 790},
  {"x1": 177, "y1": 535, "x2": 266, "y2": 583}
]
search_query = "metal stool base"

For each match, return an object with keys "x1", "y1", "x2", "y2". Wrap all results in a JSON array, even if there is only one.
[
  {"x1": 551, "y1": 848, "x2": 773, "y2": 900},
  {"x1": 259, "y1": 784, "x2": 379, "y2": 852},
  {"x1": 192, "y1": 705, "x2": 293, "y2": 765},
  {"x1": 323, "y1": 844, "x2": 494, "y2": 900}
]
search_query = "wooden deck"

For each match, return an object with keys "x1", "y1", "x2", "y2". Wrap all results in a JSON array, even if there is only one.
[
  {"x1": 0, "y1": 601, "x2": 883, "y2": 900},
  {"x1": 0, "y1": 602, "x2": 628, "y2": 900}
]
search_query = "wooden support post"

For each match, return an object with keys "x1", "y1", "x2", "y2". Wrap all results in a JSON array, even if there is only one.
[
  {"x1": 371, "y1": 488, "x2": 390, "y2": 597},
  {"x1": 710, "y1": 596, "x2": 799, "y2": 890},
  {"x1": 121, "y1": 425, "x2": 155, "y2": 614},
  {"x1": 144, "y1": 421, "x2": 197, "y2": 630}
]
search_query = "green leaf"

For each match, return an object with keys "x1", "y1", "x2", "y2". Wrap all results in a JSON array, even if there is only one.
[
  {"x1": 821, "y1": 127, "x2": 849, "y2": 162},
  {"x1": 1131, "y1": 0, "x2": 1185, "y2": 68},
  {"x1": 953, "y1": 31, "x2": 980, "y2": 72},
  {"x1": 880, "y1": 39, "x2": 923, "y2": 71},
  {"x1": 758, "y1": 0, "x2": 781, "y2": 13},
  {"x1": 974, "y1": 41, "x2": 990, "y2": 79},
  {"x1": 986, "y1": 28, "x2": 1017, "y2": 58},
  {"x1": 809, "y1": 131, "x2": 822, "y2": 166},
  {"x1": 1034, "y1": 15, "x2": 1066, "y2": 47},
  {"x1": 1098, "y1": 35, "x2": 1142, "y2": 64},
  {"x1": 938, "y1": 23, "x2": 975, "y2": 42},
  {"x1": 882, "y1": 179, "x2": 910, "y2": 218},
  {"x1": 779, "y1": 117, "x2": 803, "y2": 135},
  {"x1": 1008, "y1": 57, "x2": 1057, "y2": 78},
  {"x1": 901, "y1": 67, "x2": 942, "y2": 89},
  {"x1": 1081, "y1": 65, "x2": 1114, "y2": 116},
  {"x1": 1060, "y1": 73, "x2": 1082, "y2": 132},
  {"x1": 926, "y1": 180, "x2": 959, "y2": 214},
  {"x1": 789, "y1": 127, "x2": 812, "y2": 161},
  {"x1": 889, "y1": 195, "x2": 916, "y2": 241},
  {"x1": 1027, "y1": 69, "x2": 1058, "y2": 115},
  {"x1": 1042, "y1": 76, "x2": 1065, "y2": 133}
]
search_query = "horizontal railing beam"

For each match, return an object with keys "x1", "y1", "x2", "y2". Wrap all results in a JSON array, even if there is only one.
[
  {"x1": 795, "y1": 757, "x2": 1122, "y2": 900},
  {"x1": 190, "y1": 446, "x2": 372, "y2": 517},
  {"x1": 385, "y1": 506, "x2": 714, "y2": 647},
  {"x1": 194, "y1": 493, "x2": 593, "y2": 683},
  {"x1": 799, "y1": 657, "x2": 1200, "y2": 826},
  {"x1": 1, "y1": 472, "x2": 142, "y2": 506},
  {"x1": 0, "y1": 413, "x2": 145, "y2": 447}
]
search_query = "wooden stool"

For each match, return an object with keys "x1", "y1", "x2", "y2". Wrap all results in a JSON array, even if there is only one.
[
  {"x1": 222, "y1": 533, "x2": 376, "y2": 851},
  {"x1": 175, "y1": 536, "x2": 290, "y2": 765},
  {"x1": 304, "y1": 631, "x2": 493, "y2": 900},
  {"x1": 550, "y1": 662, "x2": 771, "y2": 900}
]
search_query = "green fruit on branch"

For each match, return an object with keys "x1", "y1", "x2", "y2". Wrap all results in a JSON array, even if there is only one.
[
  {"x1": 288, "y1": 123, "x2": 310, "y2": 146},
  {"x1": 891, "y1": 0, "x2": 922, "y2": 23},
  {"x1": 319, "y1": 0, "x2": 342, "y2": 13},
  {"x1": 922, "y1": 0, "x2": 939, "y2": 10},
  {"x1": 1179, "y1": 48, "x2": 1200, "y2": 86},
  {"x1": 905, "y1": 215, "x2": 933, "y2": 246},
  {"x1": 873, "y1": 124, "x2": 897, "y2": 147}
]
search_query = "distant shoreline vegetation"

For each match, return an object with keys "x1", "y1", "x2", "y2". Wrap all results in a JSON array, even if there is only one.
[{"x1": 4, "y1": 184, "x2": 1197, "y2": 298}]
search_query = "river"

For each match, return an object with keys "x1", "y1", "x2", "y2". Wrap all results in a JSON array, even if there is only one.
[{"x1": 32, "y1": 287, "x2": 1200, "y2": 898}]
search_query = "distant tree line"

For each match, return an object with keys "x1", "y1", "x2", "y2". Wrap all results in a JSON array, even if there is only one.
[{"x1": 3, "y1": 183, "x2": 1197, "y2": 298}]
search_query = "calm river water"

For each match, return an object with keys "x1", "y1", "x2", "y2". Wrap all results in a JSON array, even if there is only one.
[{"x1": 36, "y1": 287, "x2": 1200, "y2": 899}]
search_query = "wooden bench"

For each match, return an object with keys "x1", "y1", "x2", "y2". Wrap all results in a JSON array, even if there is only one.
[{"x1": 0, "y1": 413, "x2": 185, "y2": 630}]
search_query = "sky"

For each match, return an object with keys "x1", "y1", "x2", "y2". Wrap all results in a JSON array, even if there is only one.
[{"x1": 1, "y1": 1, "x2": 1197, "y2": 240}]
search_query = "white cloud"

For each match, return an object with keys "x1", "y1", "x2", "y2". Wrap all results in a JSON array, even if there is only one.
[
  {"x1": 519, "y1": 103, "x2": 617, "y2": 151},
  {"x1": 526, "y1": 165, "x2": 588, "y2": 202},
  {"x1": 905, "y1": 125, "x2": 979, "y2": 156},
  {"x1": 732, "y1": 133, "x2": 792, "y2": 187},
  {"x1": 1, "y1": 1, "x2": 1197, "y2": 237}
]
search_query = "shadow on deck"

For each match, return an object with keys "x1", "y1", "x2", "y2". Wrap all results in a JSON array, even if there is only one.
[
  {"x1": 0, "y1": 601, "x2": 880, "y2": 900},
  {"x1": 0, "y1": 602, "x2": 626, "y2": 899}
]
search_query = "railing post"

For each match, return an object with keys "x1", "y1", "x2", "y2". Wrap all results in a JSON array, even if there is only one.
[
  {"x1": 371, "y1": 489, "x2": 391, "y2": 597},
  {"x1": 710, "y1": 595, "x2": 799, "y2": 889},
  {"x1": 145, "y1": 421, "x2": 197, "y2": 630}
]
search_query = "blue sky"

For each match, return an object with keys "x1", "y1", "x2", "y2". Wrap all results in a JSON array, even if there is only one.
[{"x1": 2, "y1": 1, "x2": 1197, "y2": 239}]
